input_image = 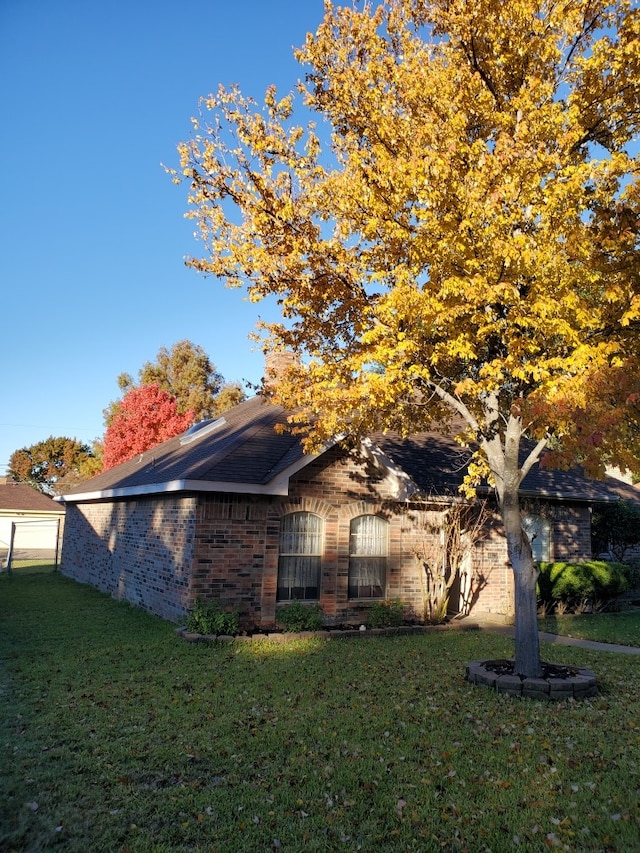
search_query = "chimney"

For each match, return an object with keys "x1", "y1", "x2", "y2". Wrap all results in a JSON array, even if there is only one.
[{"x1": 262, "y1": 350, "x2": 297, "y2": 395}]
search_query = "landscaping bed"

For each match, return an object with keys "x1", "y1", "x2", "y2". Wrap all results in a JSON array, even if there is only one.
[
  {"x1": 177, "y1": 620, "x2": 482, "y2": 643},
  {"x1": 466, "y1": 658, "x2": 598, "y2": 700}
]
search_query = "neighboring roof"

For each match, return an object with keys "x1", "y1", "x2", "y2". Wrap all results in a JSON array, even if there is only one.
[
  {"x1": 602, "y1": 476, "x2": 640, "y2": 506},
  {"x1": 0, "y1": 481, "x2": 65, "y2": 514},
  {"x1": 58, "y1": 395, "x2": 619, "y2": 505}
]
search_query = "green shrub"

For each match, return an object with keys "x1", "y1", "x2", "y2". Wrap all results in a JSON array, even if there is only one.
[
  {"x1": 276, "y1": 600, "x2": 324, "y2": 632},
  {"x1": 537, "y1": 560, "x2": 631, "y2": 608},
  {"x1": 626, "y1": 558, "x2": 640, "y2": 590},
  {"x1": 367, "y1": 598, "x2": 405, "y2": 628},
  {"x1": 185, "y1": 598, "x2": 239, "y2": 636}
]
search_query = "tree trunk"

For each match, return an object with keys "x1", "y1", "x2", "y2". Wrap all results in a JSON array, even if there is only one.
[
  {"x1": 447, "y1": 399, "x2": 545, "y2": 678},
  {"x1": 501, "y1": 488, "x2": 542, "y2": 678}
]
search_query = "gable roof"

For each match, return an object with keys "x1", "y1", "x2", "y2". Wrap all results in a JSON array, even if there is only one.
[
  {"x1": 0, "y1": 481, "x2": 65, "y2": 514},
  {"x1": 373, "y1": 432, "x2": 617, "y2": 503},
  {"x1": 57, "y1": 395, "x2": 618, "y2": 505},
  {"x1": 59, "y1": 396, "x2": 311, "y2": 502}
]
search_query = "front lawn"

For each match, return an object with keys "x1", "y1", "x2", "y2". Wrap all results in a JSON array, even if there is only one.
[
  {"x1": 539, "y1": 610, "x2": 640, "y2": 647},
  {"x1": 1, "y1": 570, "x2": 639, "y2": 852}
]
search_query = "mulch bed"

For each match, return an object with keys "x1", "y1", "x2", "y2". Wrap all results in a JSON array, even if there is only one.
[
  {"x1": 481, "y1": 658, "x2": 580, "y2": 680},
  {"x1": 466, "y1": 658, "x2": 598, "y2": 700}
]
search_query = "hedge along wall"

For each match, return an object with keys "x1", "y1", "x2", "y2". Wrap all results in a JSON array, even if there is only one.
[{"x1": 60, "y1": 496, "x2": 197, "y2": 622}]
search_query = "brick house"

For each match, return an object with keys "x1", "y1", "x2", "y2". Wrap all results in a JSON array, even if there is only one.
[{"x1": 57, "y1": 395, "x2": 616, "y2": 627}]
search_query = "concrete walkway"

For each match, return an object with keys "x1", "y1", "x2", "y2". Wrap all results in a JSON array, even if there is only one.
[{"x1": 478, "y1": 622, "x2": 640, "y2": 655}]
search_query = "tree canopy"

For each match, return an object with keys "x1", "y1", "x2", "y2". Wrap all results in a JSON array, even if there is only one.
[
  {"x1": 105, "y1": 340, "x2": 245, "y2": 427},
  {"x1": 8, "y1": 436, "x2": 97, "y2": 495},
  {"x1": 174, "y1": 0, "x2": 640, "y2": 676},
  {"x1": 102, "y1": 385, "x2": 194, "y2": 470}
]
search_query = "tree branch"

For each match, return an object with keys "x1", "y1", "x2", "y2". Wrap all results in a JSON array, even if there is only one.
[
  {"x1": 520, "y1": 435, "x2": 548, "y2": 481},
  {"x1": 425, "y1": 380, "x2": 479, "y2": 433}
]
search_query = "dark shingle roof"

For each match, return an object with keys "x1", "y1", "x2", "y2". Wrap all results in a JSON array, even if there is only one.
[
  {"x1": 0, "y1": 482, "x2": 65, "y2": 513},
  {"x1": 59, "y1": 396, "x2": 620, "y2": 505},
  {"x1": 373, "y1": 431, "x2": 617, "y2": 503},
  {"x1": 603, "y1": 476, "x2": 640, "y2": 506},
  {"x1": 61, "y1": 397, "x2": 306, "y2": 500}
]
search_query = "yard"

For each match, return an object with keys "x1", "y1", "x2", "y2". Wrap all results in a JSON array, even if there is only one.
[
  {"x1": 1, "y1": 566, "x2": 639, "y2": 852},
  {"x1": 538, "y1": 610, "x2": 640, "y2": 647}
]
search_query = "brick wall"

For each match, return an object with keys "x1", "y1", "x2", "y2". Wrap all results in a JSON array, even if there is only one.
[
  {"x1": 60, "y1": 496, "x2": 197, "y2": 622},
  {"x1": 282, "y1": 448, "x2": 431, "y2": 626},
  {"x1": 60, "y1": 450, "x2": 595, "y2": 628},
  {"x1": 190, "y1": 447, "x2": 515, "y2": 627},
  {"x1": 550, "y1": 504, "x2": 592, "y2": 562},
  {"x1": 190, "y1": 494, "x2": 272, "y2": 626},
  {"x1": 473, "y1": 513, "x2": 514, "y2": 618}
]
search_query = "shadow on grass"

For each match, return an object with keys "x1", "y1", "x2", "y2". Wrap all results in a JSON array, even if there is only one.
[{"x1": 3, "y1": 560, "x2": 57, "y2": 575}]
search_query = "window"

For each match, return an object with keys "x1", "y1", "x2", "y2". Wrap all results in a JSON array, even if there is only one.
[
  {"x1": 277, "y1": 512, "x2": 322, "y2": 600},
  {"x1": 348, "y1": 515, "x2": 388, "y2": 599},
  {"x1": 522, "y1": 514, "x2": 551, "y2": 562}
]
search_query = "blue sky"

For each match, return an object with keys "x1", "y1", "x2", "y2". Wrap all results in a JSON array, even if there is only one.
[{"x1": 0, "y1": 0, "x2": 326, "y2": 473}]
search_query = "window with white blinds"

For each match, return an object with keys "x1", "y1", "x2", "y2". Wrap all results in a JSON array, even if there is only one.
[
  {"x1": 277, "y1": 512, "x2": 323, "y2": 601},
  {"x1": 348, "y1": 514, "x2": 388, "y2": 599},
  {"x1": 522, "y1": 514, "x2": 551, "y2": 562}
]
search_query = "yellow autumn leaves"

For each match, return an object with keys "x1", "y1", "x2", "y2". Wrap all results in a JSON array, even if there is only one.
[{"x1": 174, "y1": 0, "x2": 639, "y2": 479}]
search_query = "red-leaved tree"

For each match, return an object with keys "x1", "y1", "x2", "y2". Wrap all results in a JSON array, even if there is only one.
[{"x1": 103, "y1": 385, "x2": 193, "y2": 470}]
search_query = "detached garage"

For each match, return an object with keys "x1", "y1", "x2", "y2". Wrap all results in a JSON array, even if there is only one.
[{"x1": 0, "y1": 477, "x2": 65, "y2": 566}]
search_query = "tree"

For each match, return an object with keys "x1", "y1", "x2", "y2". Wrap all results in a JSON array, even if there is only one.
[
  {"x1": 211, "y1": 381, "x2": 246, "y2": 413},
  {"x1": 103, "y1": 385, "x2": 194, "y2": 470},
  {"x1": 173, "y1": 0, "x2": 640, "y2": 677},
  {"x1": 8, "y1": 436, "x2": 96, "y2": 495},
  {"x1": 55, "y1": 439, "x2": 104, "y2": 493},
  {"x1": 104, "y1": 340, "x2": 245, "y2": 427},
  {"x1": 592, "y1": 500, "x2": 640, "y2": 561},
  {"x1": 415, "y1": 500, "x2": 490, "y2": 623}
]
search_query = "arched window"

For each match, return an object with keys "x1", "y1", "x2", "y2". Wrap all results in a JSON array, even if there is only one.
[
  {"x1": 277, "y1": 512, "x2": 323, "y2": 601},
  {"x1": 522, "y1": 514, "x2": 551, "y2": 562},
  {"x1": 348, "y1": 515, "x2": 388, "y2": 599}
]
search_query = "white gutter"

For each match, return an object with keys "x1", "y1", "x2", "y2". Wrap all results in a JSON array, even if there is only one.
[
  {"x1": 56, "y1": 478, "x2": 292, "y2": 503},
  {"x1": 55, "y1": 448, "x2": 326, "y2": 504}
]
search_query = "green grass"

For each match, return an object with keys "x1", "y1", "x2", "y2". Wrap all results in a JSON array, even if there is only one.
[
  {"x1": 3, "y1": 560, "x2": 58, "y2": 575},
  {"x1": 2, "y1": 570, "x2": 640, "y2": 852},
  {"x1": 539, "y1": 609, "x2": 640, "y2": 647}
]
